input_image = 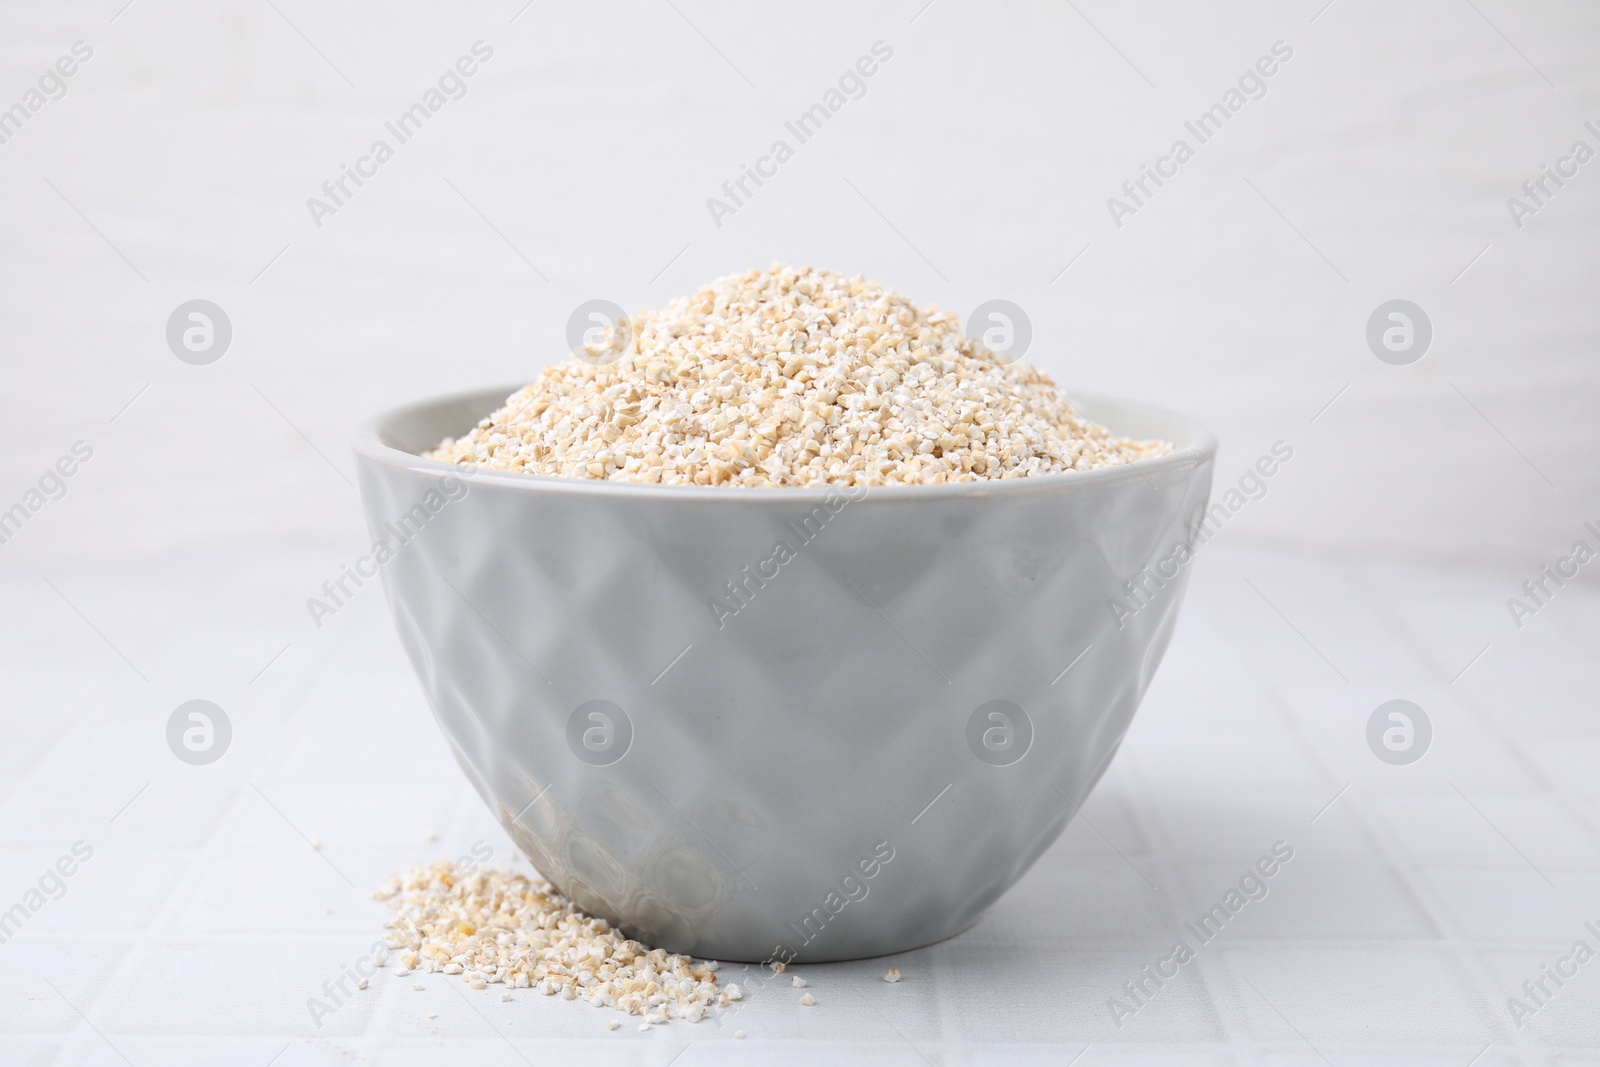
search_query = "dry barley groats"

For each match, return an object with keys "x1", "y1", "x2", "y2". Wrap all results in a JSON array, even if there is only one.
[
  {"x1": 376, "y1": 861, "x2": 733, "y2": 1024},
  {"x1": 426, "y1": 264, "x2": 1170, "y2": 486}
]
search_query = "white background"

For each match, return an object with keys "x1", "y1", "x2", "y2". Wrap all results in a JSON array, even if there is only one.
[
  {"x1": 1, "y1": 0, "x2": 1596, "y2": 571},
  {"x1": 3, "y1": 1, "x2": 1600, "y2": 1064}
]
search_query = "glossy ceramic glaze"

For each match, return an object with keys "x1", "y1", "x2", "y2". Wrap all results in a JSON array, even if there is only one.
[{"x1": 354, "y1": 386, "x2": 1216, "y2": 962}]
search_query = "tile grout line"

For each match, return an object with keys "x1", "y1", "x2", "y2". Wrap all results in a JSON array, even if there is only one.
[
  {"x1": 1334, "y1": 555, "x2": 1587, "y2": 1027},
  {"x1": 1199, "y1": 548, "x2": 1520, "y2": 1047}
]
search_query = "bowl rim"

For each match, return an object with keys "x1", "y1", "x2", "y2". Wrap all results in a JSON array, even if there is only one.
[{"x1": 353, "y1": 383, "x2": 1219, "y2": 502}]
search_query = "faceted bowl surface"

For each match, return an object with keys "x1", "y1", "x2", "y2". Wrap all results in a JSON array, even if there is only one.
[{"x1": 354, "y1": 386, "x2": 1215, "y2": 962}]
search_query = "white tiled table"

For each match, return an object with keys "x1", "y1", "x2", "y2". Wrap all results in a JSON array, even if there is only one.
[{"x1": 3, "y1": 540, "x2": 1597, "y2": 1065}]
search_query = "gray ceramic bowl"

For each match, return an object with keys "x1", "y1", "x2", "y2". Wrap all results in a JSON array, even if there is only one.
[{"x1": 354, "y1": 385, "x2": 1215, "y2": 963}]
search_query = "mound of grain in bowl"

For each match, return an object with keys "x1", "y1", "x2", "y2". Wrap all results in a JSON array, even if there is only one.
[
  {"x1": 426, "y1": 264, "x2": 1170, "y2": 486},
  {"x1": 375, "y1": 860, "x2": 730, "y2": 1024}
]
